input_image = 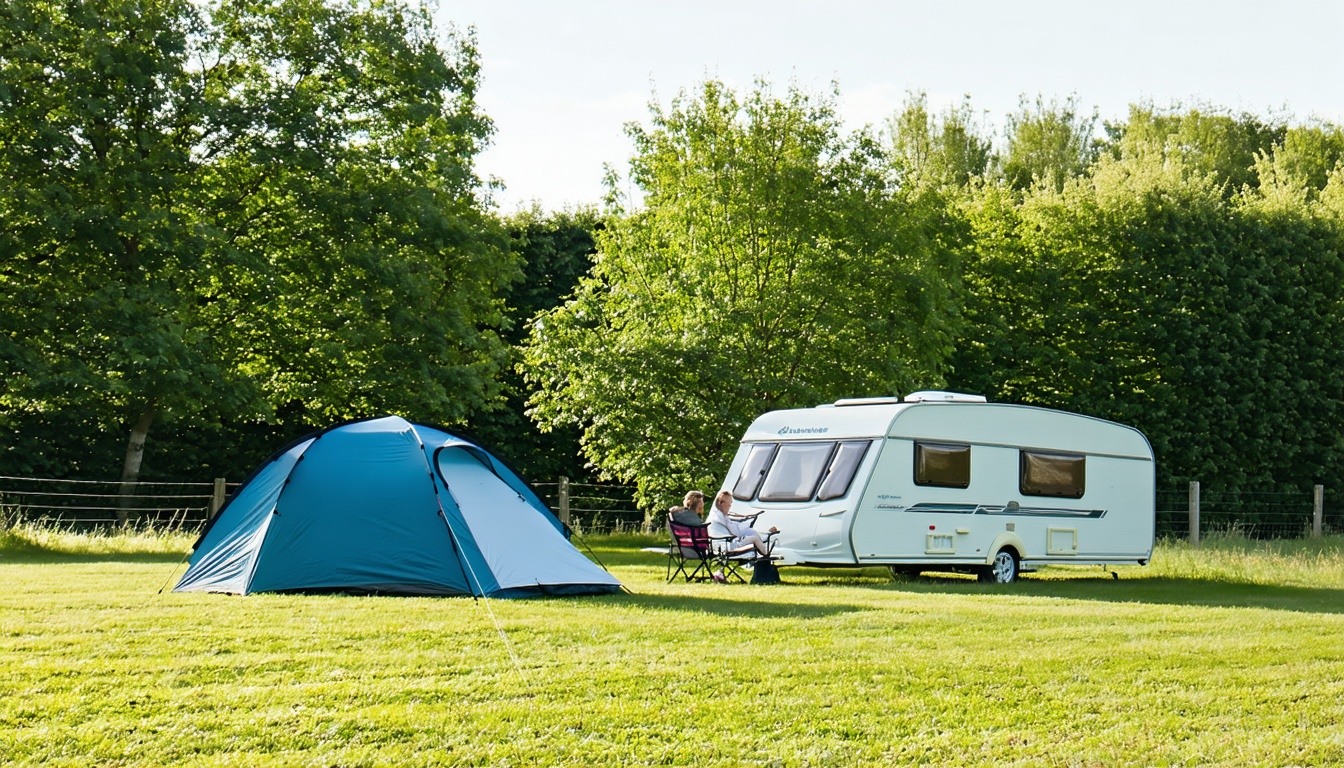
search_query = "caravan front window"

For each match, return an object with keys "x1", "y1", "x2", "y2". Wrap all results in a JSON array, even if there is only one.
[
  {"x1": 735, "y1": 440, "x2": 873, "y2": 502},
  {"x1": 817, "y1": 441, "x2": 870, "y2": 500},
  {"x1": 731, "y1": 443, "x2": 777, "y2": 500},
  {"x1": 759, "y1": 443, "x2": 835, "y2": 501}
]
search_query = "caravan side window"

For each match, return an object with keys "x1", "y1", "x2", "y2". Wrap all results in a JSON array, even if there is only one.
[
  {"x1": 1020, "y1": 451, "x2": 1085, "y2": 498},
  {"x1": 914, "y1": 442, "x2": 971, "y2": 489},
  {"x1": 731, "y1": 443, "x2": 778, "y2": 500}
]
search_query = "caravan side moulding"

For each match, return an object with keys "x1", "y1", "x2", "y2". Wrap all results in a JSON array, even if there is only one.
[{"x1": 718, "y1": 392, "x2": 1155, "y2": 583}]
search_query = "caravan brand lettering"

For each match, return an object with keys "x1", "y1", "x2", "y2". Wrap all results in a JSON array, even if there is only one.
[{"x1": 778, "y1": 426, "x2": 829, "y2": 435}]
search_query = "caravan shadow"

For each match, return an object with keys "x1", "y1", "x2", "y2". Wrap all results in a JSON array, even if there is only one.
[
  {"x1": 880, "y1": 572, "x2": 1344, "y2": 615},
  {"x1": 607, "y1": 591, "x2": 866, "y2": 620},
  {"x1": 760, "y1": 562, "x2": 1344, "y2": 615}
]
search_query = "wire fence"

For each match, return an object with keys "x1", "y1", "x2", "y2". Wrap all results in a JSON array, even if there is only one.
[
  {"x1": 1156, "y1": 485, "x2": 1338, "y2": 540},
  {"x1": 533, "y1": 481, "x2": 1340, "y2": 540},
  {"x1": 0, "y1": 473, "x2": 1336, "y2": 542},
  {"x1": 0, "y1": 475, "x2": 234, "y2": 532},
  {"x1": 531, "y1": 480, "x2": 646, "y2": 535}
]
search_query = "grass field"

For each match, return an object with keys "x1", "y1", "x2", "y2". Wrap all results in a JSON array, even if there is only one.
[{"x1": 2, "y1": 525, "x2": 1344, "y2": 767}]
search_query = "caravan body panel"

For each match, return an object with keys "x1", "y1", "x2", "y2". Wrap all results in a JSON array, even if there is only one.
[{"x1": 720, "y1": 396, "x2": 1155, "y2": 575}]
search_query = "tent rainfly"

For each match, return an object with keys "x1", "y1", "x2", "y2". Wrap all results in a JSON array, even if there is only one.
[{"x1": 174, "y1": 416, "x2": 622, "y2": 597}]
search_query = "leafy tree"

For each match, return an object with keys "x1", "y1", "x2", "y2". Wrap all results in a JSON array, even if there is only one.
[
  {"x1": 886, "y1": 92, "x2": 993, "y2": 190},
  {"x1": 0, "y1": 1, "x2": 510, "y2": 490},
  {"x1": 522, "y1": 80, "x2": 965, "y2": 510},
  {"x1": 1101, "y1": 104, "x2": 1286, "y2": 195},
  {"x1": 950, "y1": 129, "x2": 1344, "y2": 492},
  {"x1": 1002, "y1": 94, "x2": 1099, "y2": 192},
  {"x1": 465, "y1": 208, "x2": 602, "y2": 483},
  {"x1": 1323, "y1": 163, "x2": 1344, "y2": 222},
  {"x1": 1255, "y1": 121, "x2": 1344, "y2": 197},
  {"x1": 1, "y1": 0, "x2": 235, "y2": 490}
]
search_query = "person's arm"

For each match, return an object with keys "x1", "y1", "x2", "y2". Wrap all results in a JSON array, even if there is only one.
[{"x1": 711, "y1": 510, "x2": 740, "y2": 537}]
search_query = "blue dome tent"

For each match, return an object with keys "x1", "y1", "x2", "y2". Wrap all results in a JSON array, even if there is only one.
[{"x1": 175, "y1": 416, "x2": 621, "y2": 597}]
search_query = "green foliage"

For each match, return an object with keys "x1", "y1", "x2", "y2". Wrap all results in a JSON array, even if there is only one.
[
  {"x1": 465, "y1": 208, "x2": 602, "y2": 482},
  {"x1": 521, "y1": 80, "x2": 966, "y2": 509},
  {"x1": 0, "y1": 0, "x2": 232, "y2": 477},
  {"x1": 1255, "y1": 121, "x2": 1344, "y2": 198},
  {"x1": 1002, "y1": 94, "x2": 1100, "y2": 191},
  {"x1": 951, "y1": 119, "x2": 1344, "y2": 492},
  {"x1": 5, "y1": 12, "x2": 1343, "y2": 516},
  {"x1": 1102, "y1": 103, "x2": 1287, "y2": 195},
  {"x1": 498, "y1": 208, "x2": 605, "y2": 339},
  {"x1": 0, "y1": 0, "x2": 510, "y2": 480},
  {"x1": 887, "y1": 91, "x2": 993, "y2": 190},
  {"x1": 3, "y1": 534, "x2": 1344, "y2": 765}
]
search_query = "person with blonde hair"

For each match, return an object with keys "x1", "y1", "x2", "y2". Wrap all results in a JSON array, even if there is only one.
[
  {"x1": 707, "y1": 490, "x2": 776, "y2": 557},
  {"x1": 668, "y1": 489, "x2": 706, "y2": 525}
]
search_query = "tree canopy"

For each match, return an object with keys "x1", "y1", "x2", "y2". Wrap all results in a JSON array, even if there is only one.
[
  {"x1": 464, "y1": 207, "x2": 603, "y2": 483},
  {"x1": 5, "y1": 9, "x2": 1344, "y2": 517},
  {"x1": 0, "y1": 0, "x2": 511, "y2": 482},
  {"x1": 949, "y1": 107, "x2": 1344, "y2": 493},
  {"x1": 521, "y1": 80, "x2": 967, "y2": 507},
  {"x1": 525, "y1": 90, "x2": 1344, "y2": 507},
  {"x1": 1002, "y1": 95, "x2": 1100, "y2": 192}
]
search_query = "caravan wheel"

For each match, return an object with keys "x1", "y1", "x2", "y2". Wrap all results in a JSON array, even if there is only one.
[{"x1": 979, "y1": 550, "x2": 1019, "y2": 583}]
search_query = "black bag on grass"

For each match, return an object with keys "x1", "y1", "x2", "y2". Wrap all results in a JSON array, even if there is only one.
[{"x1": 750, "y1": 560, "x2": 780, "y2": 584}]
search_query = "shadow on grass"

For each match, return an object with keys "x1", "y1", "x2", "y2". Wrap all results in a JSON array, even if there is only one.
[
  {"x1": 603, "y1": 589, "x2": 867, "y2": 620},
  {"x1": 16, "y1": 540, "x2": 1342, "y2": 616},
  {"x1": 0, "y1": 547, "x2": 190, "y2": 565},
  {"x1": 610, "y1": 545, "x2": 1344, "y2": 615},
  {"x1": 801, "y1": 568, "x2": 1344, "y2": 616},
  {"x1": 1000, "y1": 574, "x2": 1344, "y2": 615}
]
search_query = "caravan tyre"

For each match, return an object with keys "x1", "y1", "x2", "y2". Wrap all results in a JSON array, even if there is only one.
[{"x1": 979, "y1": 550, "x2": 1019, "y2": 584}]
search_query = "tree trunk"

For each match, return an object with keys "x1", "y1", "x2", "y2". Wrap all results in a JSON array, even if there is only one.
[{"x1": 117, "y1": 404, "x2": 157, "y2": 525}]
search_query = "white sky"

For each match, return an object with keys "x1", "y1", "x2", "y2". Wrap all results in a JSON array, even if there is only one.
[{"x1": 435, "y1": 0, "x2": 1344, "y2": 213}]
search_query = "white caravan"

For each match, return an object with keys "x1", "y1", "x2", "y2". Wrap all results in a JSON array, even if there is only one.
[{"x1": 719, "y1": 392, "x2": 1155, "y2": 582}]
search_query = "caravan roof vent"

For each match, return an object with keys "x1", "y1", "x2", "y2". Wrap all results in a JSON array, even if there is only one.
[
  {"x1": 903, "y1": 390, "x2": 988, "y2": 403},
  {"x1": 831, "y1": 396, "x2": 904, "y2": 407}
]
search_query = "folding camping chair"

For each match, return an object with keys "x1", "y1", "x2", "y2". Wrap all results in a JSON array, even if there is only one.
[
  {"x1": 666, "y1": 516, "x2": 717, "y2": 583},
  {"x1": 702, "y1": 511, "x2": 779, "y2": 584}
]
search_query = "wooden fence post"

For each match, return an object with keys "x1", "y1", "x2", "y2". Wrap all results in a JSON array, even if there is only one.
[
  {"x1": 1313, "y1": 484, "x2": 1324, "y2": 538},
  {"x1": 558, "y1": 476, "x2": 570, "y2": 527},
  {"x1": 210, "y1": 478, "x2": 227, "y2": 516},
  {"x1": 116, "y1": 480, "x2": 137, "y2": 525},
  {"x1": 1188, "y1": 481, "x2": 1201, "y2": 547}
]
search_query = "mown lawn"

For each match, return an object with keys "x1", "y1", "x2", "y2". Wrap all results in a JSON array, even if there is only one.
[{"x1": 2, "y1": 527, "x2": 1343, "y2": 766}]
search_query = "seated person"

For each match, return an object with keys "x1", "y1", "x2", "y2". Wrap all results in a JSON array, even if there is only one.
[
  {"x1": 668, "y1": 490, "x2": 707, "y2": 525},
  {"x1": 706, "y1": 490, "x2": 777, "y2": 557}
]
